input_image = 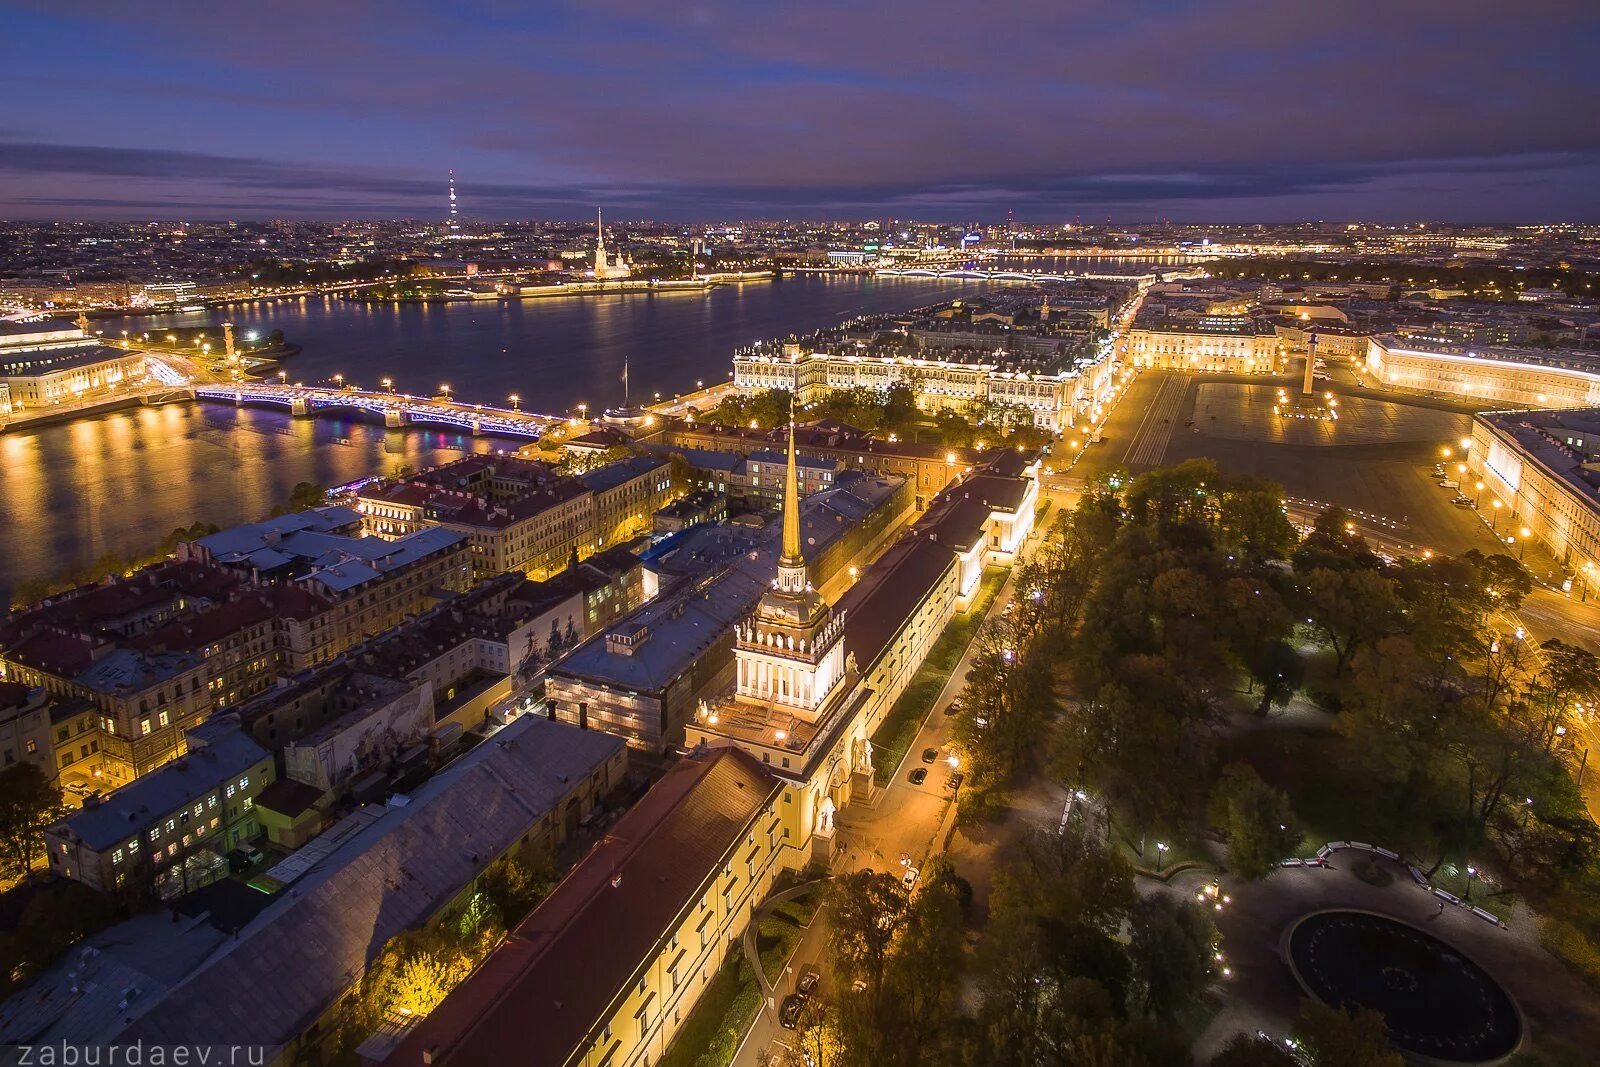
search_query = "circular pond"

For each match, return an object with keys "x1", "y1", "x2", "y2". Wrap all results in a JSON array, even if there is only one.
[{"x1": 1287, "y1": 911, "x2": 1520, "y2": 1063}]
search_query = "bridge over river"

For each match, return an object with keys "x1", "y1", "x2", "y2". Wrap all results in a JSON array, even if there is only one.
[
  {"x1": 193, "y1": 383, "x2": 567, "y2": 439},
  {"x1": 874, "y1": 266, "x2": 1202, "y2": 282}
]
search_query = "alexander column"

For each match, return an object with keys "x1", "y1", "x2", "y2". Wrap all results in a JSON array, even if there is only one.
[{"x1": 1302, "y1": 331, "x2": 1319, "y2": 397}]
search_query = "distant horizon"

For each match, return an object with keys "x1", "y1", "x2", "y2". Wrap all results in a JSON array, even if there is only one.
[
  {"x1": 2, "y1": 212, "x2": 1594, "y2": 229},
  {"x1": 3, "y1": 5, "x2": 1598, "y2": 224}
]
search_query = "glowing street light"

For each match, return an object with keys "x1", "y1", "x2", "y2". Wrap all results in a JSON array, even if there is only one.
[
  {"x1": 440, "y1": 384, "x2": 452, "y2": 400},
  {"x1": 509, "y1": 393, "x2": 521, "y2": 412},
  {"x1": 381, "y1": 377, "x2": 394, "y2": 393},
  {"x1": 1156, "y1": 841, "x2": 1169, "y2": 872},
  {"x1": 333, "y1": 373, "x2": 344, "y2": 389}
]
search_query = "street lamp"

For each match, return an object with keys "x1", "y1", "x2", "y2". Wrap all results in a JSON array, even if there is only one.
[
  {"x1": 509, "y1": 393, "x2": 521, "y2": 412},
  {"x1": 440, "y1": 384, "x2": 452, "y2": 400},
  {"x1": 381, "y1": 377, "x2": 394, "y2": 394},
  {"x1": 1491, "y1": 498, "x2": 1502, "y2": 531},
  {"x1": 1465, "y1": 864, "x2": 1478, "y2": 902},
  {"x1": 1156, "y1": 841, "x2": 1169, "y2": 873},
  {"x1": 1519, "y1": 527, "x2": 1531, "y2": 559},
  {"x1": 333, "y1": 373, "x2": 344, "y2": 390}
]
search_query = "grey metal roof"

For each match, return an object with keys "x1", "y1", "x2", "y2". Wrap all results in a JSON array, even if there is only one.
[
  {"x1": 551, "y1": 475, "x2": 903, "y2": 694},
  {"x1": 53, "y1": 724, "x2": 270, "y2": 851},
  {"x1": 112, "y1": 714, "x2": 624, "y2": 1052},
  {"x1": 577, "y1": 454, "x2": 669, "y2": 495},
  {"x1": 191, "y1": 506, "x2": 361, "y2": 560}
]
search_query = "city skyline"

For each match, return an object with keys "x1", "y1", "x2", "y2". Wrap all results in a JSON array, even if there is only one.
[{"x1": 2, "y1": 2, "x2": 1598, "y2": 222}]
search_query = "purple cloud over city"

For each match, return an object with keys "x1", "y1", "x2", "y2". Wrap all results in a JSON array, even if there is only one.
[{"x1": 2, "y1": 0, "x2": 1596, "y2": 219}]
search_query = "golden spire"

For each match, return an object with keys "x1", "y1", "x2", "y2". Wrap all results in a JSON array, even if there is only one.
[{"x1": 781, "y1": 395, "x2": 803, "y2": 566}]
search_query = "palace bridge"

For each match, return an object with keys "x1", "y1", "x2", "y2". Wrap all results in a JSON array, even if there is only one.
[{"x1": 192, "y1": 383, "x2": 566, "y2": 439}]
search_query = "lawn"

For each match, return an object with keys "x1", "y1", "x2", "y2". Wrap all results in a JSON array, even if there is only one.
[
  {"x1": 871, "y1": 567, "x2": 1008, "y2": 785},
  {"x1": 756, "y1": 884, "x2": 824, "y2": 982},
  {"x1": 658, "y1": 954, "x2": 764, "y2": 1067}
]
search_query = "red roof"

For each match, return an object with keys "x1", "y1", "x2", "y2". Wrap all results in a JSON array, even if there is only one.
[{"x1": 386, "y1": 747, "x2": 780, "y2": 1067}]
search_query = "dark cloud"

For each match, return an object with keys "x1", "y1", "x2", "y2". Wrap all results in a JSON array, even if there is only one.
[{"x1": 1, "y1": 1, "x2": 1597, "y2": 219}]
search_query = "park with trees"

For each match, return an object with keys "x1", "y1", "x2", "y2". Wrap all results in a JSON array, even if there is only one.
[{"x1": 782, "y1": 457, "x2": 1600, "y2": 1065}]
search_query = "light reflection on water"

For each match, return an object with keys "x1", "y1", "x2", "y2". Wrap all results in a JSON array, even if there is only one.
[{"x1": 3, "y1": 264, "x2": 1164, "y2": 597}]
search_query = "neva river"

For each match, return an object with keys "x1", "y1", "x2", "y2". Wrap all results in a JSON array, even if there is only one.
[{"x1": 2, "y1": 274, "x2": 1005, "y2": 600}]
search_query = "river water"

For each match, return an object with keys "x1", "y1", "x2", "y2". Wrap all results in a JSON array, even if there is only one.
[{"x1": 2, "y1": 274, "x2": 1007, "y2": 599}]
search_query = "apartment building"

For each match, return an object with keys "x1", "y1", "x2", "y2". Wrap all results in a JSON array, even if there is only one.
[
  {"x1": 44, "y1": 720, "x2": 273, "y2": 896},
  {"x1": 358, "y1": 454, "x2": 674, "y2": 581}
]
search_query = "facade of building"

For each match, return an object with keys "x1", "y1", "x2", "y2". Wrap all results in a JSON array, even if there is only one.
[
  {"x1": 579, "y1": 454, "x2": 676, "y2": 549},
  {"x1": 544, "y1": 471, "x2": 910, "y2": 754},
  {"x1": 659, "y1": 420, "x2": 988, "y2": 509},
  {"x1": 1125, "y1": 317, "x2": 1281, "y2": 373},
  {"x1": 384, "y1": 746, "x2": 785, "y2": 1067},
  {"x1": 0, "y1": 682, "x2": 53, "y2": 776},
  {"x1": 1469, "y1": 408, "x2": 1600, "y2": 597},
  {"x1": 732, "y1": 344, "x2": 1091, "y2": 431},
  {"x1": 0, "y1": 320, "x2": 149, "y2": 415},
  {"x1": 1366, "y1": 336, "x2": 1600, "y2": 409},
  {"x1": 684, "y1": 443, "x2": 1038, "y2": 865},
  {"x1": 44, "y1": 720, "x2": 273, "y2": 895},
  {"x1": 357, "y1": 454, "x2": 676, "y2": 582}
]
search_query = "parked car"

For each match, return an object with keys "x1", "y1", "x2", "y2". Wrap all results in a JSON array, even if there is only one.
[
  {"x1": 227, "y1": 845, "x2": 265, "y2": 872},
  {"x1": 903, "y1": 865, "x2": 920, "y2": 888},
  {"x1": 780, "y1": 993, "x2": 807, "y2": 1030},
  {"x1": 1452, "y1": 496, "x2": 1474, "y2": 507},
  {"x1": 797, "y1": 968, "x2": 821, "y2": 996},
  {"x1": 948, "y1": 771, "x2": 965, "y2": 791},
  {"x1": 909, "y1": 768, "x2": 928, "y2": 785},
  {"x1": 921, "y1": 747, "x2": 939, "y2": 763}
]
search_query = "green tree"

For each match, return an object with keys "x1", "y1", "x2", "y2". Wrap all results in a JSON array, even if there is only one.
[
  {"x1": 0, "y1": 763, "x2": 66, "y2": 881},
  {"x1": 1291, "y1": 506, "x2": 1379, "y2": 573},
  {"x1": 392, "y1": 950, "x2": 460, "y2": 1017},
  {"x1": 1127, "y1": 895, "x2": 1218, "y2": 1022},
  {"x1": 1246, "y1": 639, "x2": 1305, "y2": 716},
  {"x1": 1301, "y1": 566, "x2": 1399, "y2": 675},
  {"x1": 1209, "y1": 763, "x2": 1301, "y2": 879},
  {"x1": 1216, "y1": 482, "x2": 1298, "y2": 560},
  {"x1": 1292, "y1": 1001, "x2": 1403, "y2": 1067},
  {"x1": 288, "y1": 481, "x2": 328, "y2": 511}
]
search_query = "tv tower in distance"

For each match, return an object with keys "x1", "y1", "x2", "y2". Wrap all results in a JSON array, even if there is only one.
[{"x1": 447, "y1": 170, "x2": 460, "y2": 237}]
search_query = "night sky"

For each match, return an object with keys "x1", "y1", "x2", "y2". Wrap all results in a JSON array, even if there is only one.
[{"x1": 2, "y1": 1, "x2": 1597, "y2": 222}]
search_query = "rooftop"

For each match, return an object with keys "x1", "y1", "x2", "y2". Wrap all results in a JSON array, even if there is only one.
[
  {"x1": 52, "y1": 723, "x2": 270, "y2": 851},
  {"x1": 113, "y1": 714, "x2": 625, "y2": 1053},
  {"x1": 0, "y1": 342, "x2": 137, "y2": 378},
  {"x1": 385, "y1": 747, "x2": 779, "y2": 1067},
  {"x1": 552, "y1": 475, "x2": 903, "y2": 694},
  {"x1": 577, "y1": 454, "x2": 669, "y2": 495}
]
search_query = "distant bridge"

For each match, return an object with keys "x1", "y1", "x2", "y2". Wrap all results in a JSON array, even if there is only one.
[
  {"x1": 192, "y1": 383, "x2": 565, "y2": 439},
  {"x1": 875, "y1": 266, "x2": 1172, "y2": 282}
]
